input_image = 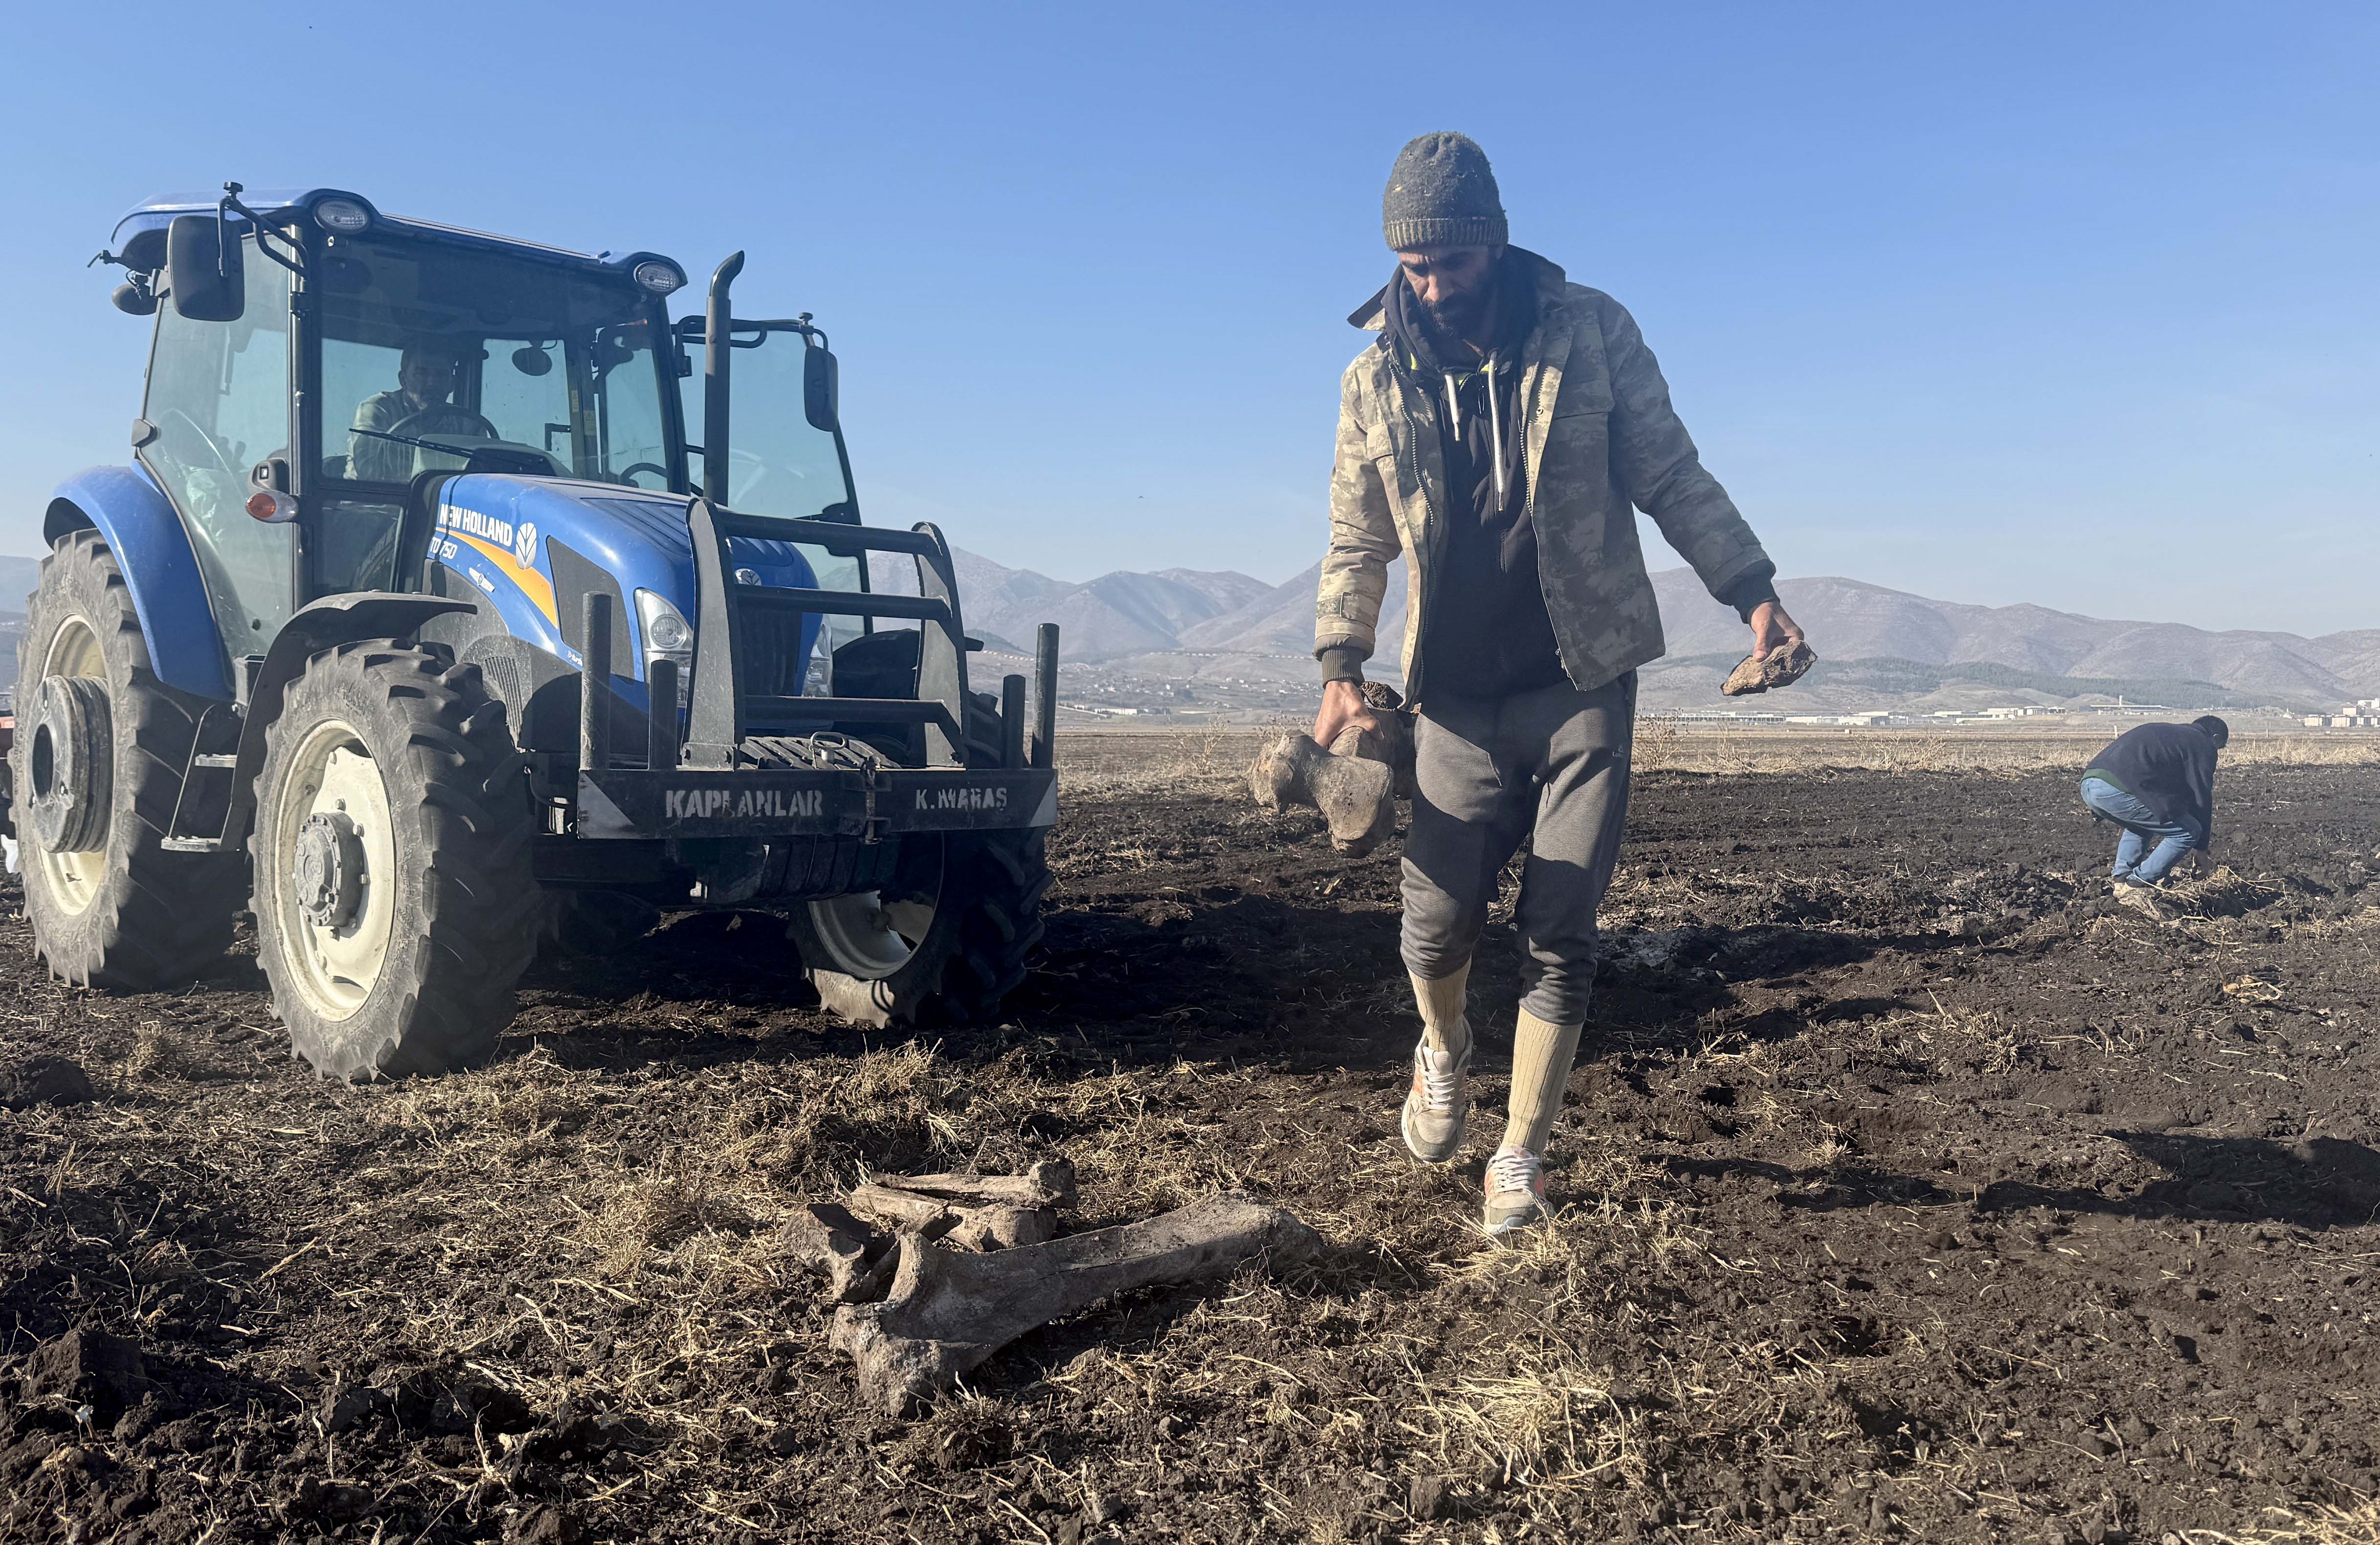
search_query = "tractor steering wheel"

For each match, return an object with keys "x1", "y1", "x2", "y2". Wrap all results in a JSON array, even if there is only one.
[
  {"x1": 619, "y1": 462, "x2": 668, "y2": 489},
  {"x1": 157, "y1": 407, "x2": 241, "y2": 477},
  {"x1": 388, "y1": 407, "x2": 500, "y2": 443}
]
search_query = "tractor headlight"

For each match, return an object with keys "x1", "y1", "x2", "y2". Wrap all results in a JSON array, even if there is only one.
[
  {"x1": 635, "y1": 589, "x2": 694, "y2": 675},
  {"x1": 632, "y1": 261, "x2": 684, "y2": 296},
  {"x1": 313, "y1": 198, "x2": 371, "y2": 235}
]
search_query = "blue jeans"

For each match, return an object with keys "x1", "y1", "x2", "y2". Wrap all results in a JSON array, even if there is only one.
[{"x1": 2079, "y1": 776, "x2": 2201, "y2": 883}]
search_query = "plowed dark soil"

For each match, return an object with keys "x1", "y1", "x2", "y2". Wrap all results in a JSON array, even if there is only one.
[{"x1": 3, "y1": 760, "x2": 2378, "y2": 1544}]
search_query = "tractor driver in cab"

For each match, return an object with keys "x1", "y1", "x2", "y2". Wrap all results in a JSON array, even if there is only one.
[{"x1": 347, "y1": 341, "x2": 498, "y2": 483}]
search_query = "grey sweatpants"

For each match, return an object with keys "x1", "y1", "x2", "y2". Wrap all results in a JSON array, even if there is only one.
[{"x1": 1399, "y1": 672, "x2": 1635, "y2": 1025}]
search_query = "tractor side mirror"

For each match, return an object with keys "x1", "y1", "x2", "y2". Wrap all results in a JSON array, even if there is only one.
[
  {"x1": 165, "y1": 214, "x2": 245, "y2": 322},
  {"x1": 803, "y1": 345, "x2": 839, "y2": 431}
]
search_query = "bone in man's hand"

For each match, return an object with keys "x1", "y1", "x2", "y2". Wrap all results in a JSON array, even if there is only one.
[
  {"x1": 1722, "y1": 640, "x2": 1817, "y2": 696},
  {"x1": 1248, "y1": 734, "x2": 1396, "y2": 854}
]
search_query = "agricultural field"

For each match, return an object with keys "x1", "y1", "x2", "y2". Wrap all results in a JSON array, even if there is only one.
[{"x1": 2, "y1": 731, "x2": 2378, "y2": 1544}]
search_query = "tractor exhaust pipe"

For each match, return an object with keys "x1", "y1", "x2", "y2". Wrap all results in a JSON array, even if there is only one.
[
  {"x1": 703, "y1": 252, "x2": 744, "y2": 505},
  {"x1": 1031, "y1": 623, "x2": 1059, "y2": 770}
]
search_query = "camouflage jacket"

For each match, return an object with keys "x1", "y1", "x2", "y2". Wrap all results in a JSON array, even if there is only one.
[{"x1": 1316, "y1": 249, "x2": 1771, "y2": 703}]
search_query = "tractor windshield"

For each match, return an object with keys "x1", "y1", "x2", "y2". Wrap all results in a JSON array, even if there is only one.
[{"x1": 309, "y1": 234, "x2": 673, "y2": 590}]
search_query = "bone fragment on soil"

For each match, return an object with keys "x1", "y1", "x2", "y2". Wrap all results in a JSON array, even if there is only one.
[
  {"x1": 844, "y1": 1184, "x2": 962, "y2": 1238},
  {"x1": 845, "y1": 1176, "x2": 1061, "y2": 1253},
  {"x1": 784, "y1": 1201, "x2": 901, "y2": 1304},
  {"x1": 830, "y1": 1191, "x2": 1322, "y2": 1413},
  {"x1": 807, "y1": 970, "x2": 899, "y2": 1030},
  {"x1": 944, "y1": 1204, "x2": 1058, "y2": 1251},
  {"x1": 872, "y1": 1158, "x2": 1077, "y2": 1210},
  {"x1": 1248, "y1": 734, "x2": 1396, "y2": 855},
  {"x1": 1720, "y1": 640, "x2": 1816, "y2": 696}
]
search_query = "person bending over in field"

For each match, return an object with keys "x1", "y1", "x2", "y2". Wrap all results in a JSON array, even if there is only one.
[
  {"x1": 1310, "y1": 133, "x2": 1805, "y2": 1237},
  {"x1": 2080, "y1": 715, "x2": 2228, "y2": 917}
]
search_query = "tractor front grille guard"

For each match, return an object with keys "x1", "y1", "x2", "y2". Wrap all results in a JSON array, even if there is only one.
[{"x1": 576, "y1": 503, "x2": 1060, "y2": 781}]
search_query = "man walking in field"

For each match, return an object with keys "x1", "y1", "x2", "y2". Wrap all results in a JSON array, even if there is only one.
[
  {"x1": 1311, "y1": 132, "x2": 1805, "y2": 1235},
  {"x1": 2080, "y1": 716, "x2": 2228, "y2": 917}
]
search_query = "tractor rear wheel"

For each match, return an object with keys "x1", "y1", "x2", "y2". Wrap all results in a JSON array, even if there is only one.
[
  {"x1": 12, "y1": 530, "x2": 240, "y2": 989},
  {"x1": 791, "y1": 827, "x2": 1050, "y2": 1028},
  {"x1": 251, "y1": 641, "x2": 539, "y2": 1079}
]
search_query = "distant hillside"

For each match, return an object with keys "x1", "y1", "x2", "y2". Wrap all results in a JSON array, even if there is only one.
[
  {"x1": 874, "y1": 548, "x2": 2378, "y2": 710},
  {"x1": 0, "y1": 557, "x2": 37, "y2": 612},
  {"x1": 0, "y1": 544, "x2": 2357, "y2": 713}
]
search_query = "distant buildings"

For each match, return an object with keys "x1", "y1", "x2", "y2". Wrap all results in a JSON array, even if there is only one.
[{"x1": 2300, "y1": 698, "x2": 2380, "y2": 728}]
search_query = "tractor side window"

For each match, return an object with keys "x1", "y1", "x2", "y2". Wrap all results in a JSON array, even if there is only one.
[
  {"x1": 140, "y1": 243, "x2": 296, "y2": 650},
  {"x1": 593, "y1": 322, "x2": 669, "y2": 489},
  {"x1": 679, "y1": 329, "x2": 852, "y2": 521},
  {"x1": 682, "y1": 327, "x2": 867, "y2": 682},
  {"x1": 320, "y1": 336, "x2": 405, "y2": 482},
  {"x1": 480, "y1": 342, "x2": 574, "y2": 466}
]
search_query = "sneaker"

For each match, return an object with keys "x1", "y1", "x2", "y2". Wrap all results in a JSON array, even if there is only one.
[
  {"x1": 1483, "y1": 1145, "x2": 1548, "y2": 1237},
  {"x1": 1400, "y1": 1037, "x2": 1471, "y2": 1163}
]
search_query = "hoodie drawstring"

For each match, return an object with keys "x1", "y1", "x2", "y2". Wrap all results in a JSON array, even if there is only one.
[
  {"x1": 1414, "y1": 347, "x2": 1512, "y2": 514},
  {"x1": 1484, "y1": 354, "x2": 1507, "y2": 509}
]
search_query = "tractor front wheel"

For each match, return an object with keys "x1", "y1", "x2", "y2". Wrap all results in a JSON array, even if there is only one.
[
  {"x1": 252, "y1": 641, "x2": 538, "y2": 1079},
  {"x1": 791, "y1": 828, "x2": 1050, "y2": 1028}
]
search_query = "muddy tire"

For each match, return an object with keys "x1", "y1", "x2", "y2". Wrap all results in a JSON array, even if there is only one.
[
  {"x1": 791, "y1": 827, "x2": 1050, "y2": 1028},
  {"x1": 11, "y1": 530, "x2": 240, "y2": 989},
  {"x1": 251, "y1": 641, "x2": 538, "y2": 1079}
]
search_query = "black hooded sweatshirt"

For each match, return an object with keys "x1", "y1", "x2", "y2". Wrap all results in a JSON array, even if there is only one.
[
  {"x1": 1381, "y1": 252, "x2": 1567, "y2": 696},
  {"x1": 2084, "y1": 722, "x2": 2219, "y2": 845}
]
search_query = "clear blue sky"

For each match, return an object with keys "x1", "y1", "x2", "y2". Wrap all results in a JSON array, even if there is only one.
[{"x1": 6, "y1": 2, "x2": 2375, "y2": 635}]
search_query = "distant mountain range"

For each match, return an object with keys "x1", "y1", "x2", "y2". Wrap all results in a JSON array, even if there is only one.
[
  {"x1": 0, "y1": 545, "x2": 2360, "y2": 712},
  {"x1": 876, "y1": 549, "x2": 2380, "y2": 712}
]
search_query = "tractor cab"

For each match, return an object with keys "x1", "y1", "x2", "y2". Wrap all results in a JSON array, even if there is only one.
[{"x1": 101, "y1": 187, "x2": 856, "y2": 675}]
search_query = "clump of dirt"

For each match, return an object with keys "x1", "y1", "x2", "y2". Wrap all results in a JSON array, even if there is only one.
[{"x1": 1, "y1": 760, "x2": 2377, "y2": 1542}]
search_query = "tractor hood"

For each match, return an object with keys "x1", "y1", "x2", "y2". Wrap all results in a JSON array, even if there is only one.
[{"x1": 428, "y1": 475, "x2": 820, "y2": 683}]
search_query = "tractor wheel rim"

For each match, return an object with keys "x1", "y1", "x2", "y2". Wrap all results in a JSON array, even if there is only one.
[
  {"x1": 805, "y1": 890, "x2": 938, "y2": 980},
  {"x1": 272, "y1": 719, "x2": 397, "y2": 1019},
  {"x1": 33, "y1": 616, "x2": 107, "y2": 917}
]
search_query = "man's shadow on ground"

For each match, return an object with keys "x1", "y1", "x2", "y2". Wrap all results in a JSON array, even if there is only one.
[{"x1": 1666, "y1": 1132, "x2": 2380, "y2": 1232}]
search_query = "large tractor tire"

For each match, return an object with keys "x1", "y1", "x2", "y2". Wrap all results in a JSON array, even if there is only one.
[
  {"x1": 12, "y1": 530, "x2": 240, "y2": 989},
  {"x1": 791, "y1": 827, "x2": 1051, "y2": 1028},
  {"x1": 251, "y1": 641, "x2": 539, "y2": 1079}
]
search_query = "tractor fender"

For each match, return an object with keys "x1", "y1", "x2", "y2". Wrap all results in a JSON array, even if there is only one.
[
  {"x1": 214, "y1": 594, "x2": 477, "y2": 855},
  {"x1": 45, "y1": 466, "x2": 235, "y2": 700}
]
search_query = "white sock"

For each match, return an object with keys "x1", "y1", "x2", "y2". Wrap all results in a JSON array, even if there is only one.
[
  {"x1": 1503, "y1": 1008, "x2": 1583, "y2": 1157},
  {"x1": 1409, "y1": 964, "x2": 1471, "y2": 1062}
]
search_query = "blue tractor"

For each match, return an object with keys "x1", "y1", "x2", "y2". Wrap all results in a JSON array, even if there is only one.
[{"x1": 13, "y1": 184, "x2": 1061, "y2": 1077}]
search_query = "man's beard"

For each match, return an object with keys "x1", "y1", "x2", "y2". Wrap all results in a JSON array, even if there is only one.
[{"x1": 1420, "y1": 287, "x2": 1489, "y2": 341}]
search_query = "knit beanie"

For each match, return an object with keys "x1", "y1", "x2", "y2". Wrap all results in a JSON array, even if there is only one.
[
  {"x1": 2192, "y1": 715, "x2": 2230, "y2": 747},
  {"x1": 1382, "y1": 132, "x2": 1508, "y2": 250}
]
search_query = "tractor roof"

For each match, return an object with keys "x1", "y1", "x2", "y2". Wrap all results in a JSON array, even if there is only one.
[{"x1": 110, "y1": 188, "x2": 683, "y2": 289}]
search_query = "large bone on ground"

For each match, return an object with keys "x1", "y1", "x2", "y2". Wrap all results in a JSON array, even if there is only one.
[
  {"x1": 1247, "y1": 734, "x2": 1396, "y2": 855},
  {"x1": 830, "y1": 1192, "x2": 1322, "y2": 1413}
]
